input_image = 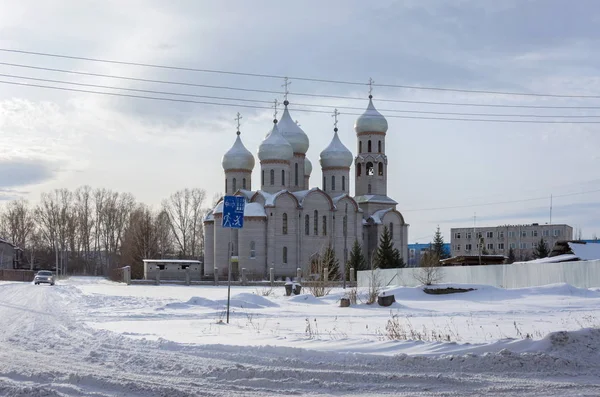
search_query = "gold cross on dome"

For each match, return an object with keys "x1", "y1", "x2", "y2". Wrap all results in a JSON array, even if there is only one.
[
  {"x1": 273, "y1": 99, "x2": 279, "y2": 119},
  {"x1": 234, "y1": 112, "x2": 242, "y2": 133},
  {"x1": 282, "y1": 77, "x2": 292, "y2": 102},
  {"x1": 332, "y1": 108, "x2": 340, "y2": 129}
]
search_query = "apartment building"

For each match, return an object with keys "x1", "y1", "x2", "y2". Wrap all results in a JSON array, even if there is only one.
[{"x1": 450, "y1": 223, "x2": 573, "y2": 261}]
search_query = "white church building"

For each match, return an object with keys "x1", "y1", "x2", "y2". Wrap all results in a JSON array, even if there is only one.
[{"x1": 203, "y1": 96, "x2": 408, "y2": 280}]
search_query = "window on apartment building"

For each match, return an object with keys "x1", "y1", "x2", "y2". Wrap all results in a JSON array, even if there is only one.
[
  {"x1": 520, "y1": 231, "x2": 526, "y2": 238},
  {"x1": 466, "y1": 232, "x2": 472, "y2": 239},
  {"x1": 510, "y1": 242, "x2": 516, "y2": 249},
  {"x1": 498, "y1": 243, "x2": 505, "y2": 250},
  {"x1": 465, "y1": 244, "x2": 472, "y2": 251},
  {"x1": 554, "y1": 229, "x2": 561, "y2": 237},
  {"x1": 282, "y1": 213, "x2": 288, "y2": 235},
  {"x1": 487, "y1": 243, "x2": 494, "y2": 250},
  {"x1": 486, "y1": 231, "x2": 493, "y2": 238},
  {"x1": 454, "y1": 244, "x2": 461, "y2": 251},
  {"x1": 477, "y1": 232, "x2": 482, "y2": 239},
  {"x1": 454, "y1": 232, "x2": 461, "y2": 239},
  {"x1": 499, "y1": 231, "x2": 504, "y2": 239},
  {"x1": 532, "y1": 230, "x2": 538, "y2": 237},
  {"x1": 508, "y1": 231, "x2": 516, "y2": 238},
  {"x1": 520, "y1": 242, "x2": 527, "y2": 249},
  {"x1": 250, "y1": 241, "x2": 256, "y2": 259},
  {"x1": 543, "y1": 230, "x2": 550, "y2": 237}
]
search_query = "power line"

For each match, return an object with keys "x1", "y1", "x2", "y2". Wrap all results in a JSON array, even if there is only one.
[
  {"x1": 3, "y1": 61, "x2": 600, "y2": 110},
  {"x1": 2, "y1": 48, "x2": 599, "y2": 99},
  {"x1": 403, "y1": 189, "x2": 600, "y2": 213},
  {"x1": 5, "y1": 79, "x2": 600, "y2": 124},
  {"x1": 3, "y1": 72, "x2": 600, "y2": 119}
]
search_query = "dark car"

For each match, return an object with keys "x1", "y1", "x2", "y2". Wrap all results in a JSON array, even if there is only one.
[{"x1": 34, "y1": 270, "x2": 55, "y2": 286}]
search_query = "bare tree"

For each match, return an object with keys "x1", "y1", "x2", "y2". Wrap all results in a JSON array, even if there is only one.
[
  {"x1": 162, "y1": 188, "x2": 206, "y2": 258},
  {"x1": 0, "y1": 199, "x2": 35, "y2": 255},
  {"x1": 415, "y1": 251, "x2": 444, "y2": 286},
  {"x1": 75, "y1": 186, "x2": 95, "y2": 273},
  {"x1": 155, "y1": 210, "x2": 173, "y2": 259},
  {"x1": 121, "y1": 204, "x2": 158, "y2": 279}
]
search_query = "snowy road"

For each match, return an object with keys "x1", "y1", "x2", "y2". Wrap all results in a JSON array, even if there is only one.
[{"x1": 1, "y1": 282, "x2": 599, "y2": 396}]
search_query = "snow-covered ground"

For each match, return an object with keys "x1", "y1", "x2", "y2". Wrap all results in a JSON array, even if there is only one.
[{"x1": 1, "y1": 277, "x2": 599, "y2": 396}]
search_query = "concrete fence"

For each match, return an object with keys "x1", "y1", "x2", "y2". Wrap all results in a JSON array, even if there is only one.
[{"x1": 357, "y1": 260, "x2": 600, "y2": 289}]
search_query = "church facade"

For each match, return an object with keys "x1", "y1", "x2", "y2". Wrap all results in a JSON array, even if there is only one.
[{"x1": 203, "y1": 96, "x2": 408, "y2": 280}]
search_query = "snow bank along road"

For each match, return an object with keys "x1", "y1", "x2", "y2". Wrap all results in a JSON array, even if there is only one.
[{"x1": 1, "y1": 282, "x2": 599, "y2": 396}]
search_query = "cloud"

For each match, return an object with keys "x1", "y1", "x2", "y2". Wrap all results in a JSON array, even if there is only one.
[{"x1": 0, "y1": 158, "x2": 59, "y2": 188}]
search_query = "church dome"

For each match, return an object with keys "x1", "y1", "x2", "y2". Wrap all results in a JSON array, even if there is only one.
[
  {"x1": 354, "y1": 96, "x2": 388, "y2": 134},
  {"x1": 319, "y1": 129, "x2": 353, "y2": 169},
  {"x1": 277, "y1": 101, "x2": 309, "y2": 154},
  {"x1": 222, "y1": 134, "x2": 255, "y2": 171},
  {"x1": 304, "y1": 157, "x2": 313, "y2": 176},
  {"x1": 258, "y1": 121, "x2": 294, "y2": 162}
]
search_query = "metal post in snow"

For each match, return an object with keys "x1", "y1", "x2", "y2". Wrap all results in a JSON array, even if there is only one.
[{"x1": 226, "y1": 228, "x2": 232, "y2": 324}]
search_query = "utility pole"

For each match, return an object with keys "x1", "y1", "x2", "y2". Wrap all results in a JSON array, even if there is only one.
[{"x1": 549, "y1": 194, "x2": 553, "y2": 224}]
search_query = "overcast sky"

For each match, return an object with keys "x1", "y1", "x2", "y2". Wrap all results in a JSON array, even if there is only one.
[{"x1": 0, "y1": 0, "x2": 599, "y2": 243}]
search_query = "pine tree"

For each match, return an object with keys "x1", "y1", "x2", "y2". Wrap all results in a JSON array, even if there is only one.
[
  {"x1": 374, "y1": 226, "x2": 405, "y2": 269},
  {"x1": 507, "y1": 247, "x2": 516, "y2": 264},
  {"x1": 533, "y1": 237, "x2": 550, "y2": 259},
  {"x1": 431, "y1": 226, "x2": 450, "y2": 259},
  {"x1": 322, "y1": 244, "x2": 340, "y2": 280},
  {"x1": 347, "y1": 239, "x2": 366, "y2": 278}
]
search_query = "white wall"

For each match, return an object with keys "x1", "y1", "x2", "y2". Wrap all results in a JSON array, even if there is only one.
[{"x1": 357, "y1": 260, "x2": 600, "y2": 289}]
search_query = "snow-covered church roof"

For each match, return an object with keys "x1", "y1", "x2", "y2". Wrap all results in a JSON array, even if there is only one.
[
  {"x1": 320, "y1": 129, "x2": 353, "y2": 169},
  {"x1": 258, "y1": 121, "x2": 293, "y2": 162},
  {"x1": 277, "y1": 101, "x2": 309, "y2": 155},
  {"x1": 222, "y1": 134, "x2": 255, "y2": 171}
]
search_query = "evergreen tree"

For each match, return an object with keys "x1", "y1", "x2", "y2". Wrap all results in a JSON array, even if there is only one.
[
  {"x1": 374, "y1": 226, "x2": 405, "y2": 269},
  {"x1": 533, "y1": 237, "x2": 550, "y2": 259},
  {"x1": 431, "y1": 226, "x2": 450, "y2": 259},
  {"x1": 347, "y1": 239, "x2": 366, "y2": 278},
  {"x1": 322, "y1": 244, "x2": 340, "y2": 280},
  {"x1": 507, "y1": 247, "x2": 516, "y2": 264}
]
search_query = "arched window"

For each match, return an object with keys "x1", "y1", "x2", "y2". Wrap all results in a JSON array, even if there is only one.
[
  {"x1": 378, "y1": 163, "x2": 383, "y2": 176},
  {"x1": 322, "y1": 215, "x2": 327, "y2": 236},
  {"x1": 282, "y1": 213, "x2": 288, "y2": 235},
  {"x1": 305, "y1": 214, "x2": 309, "y2": 235},
  {"x1": 261, "y1": 170, "x2": 264, "y2": 186},
  {"x1": 378, "y1": 140, "x2": 382, "y2": 153},
  {"x1": 368, "y1": 140, "x2": 372, "y2": 152},
  {"x1": 342, "y1": 176, "x2": 346, "y2": 191},
  {"x1": 322, "y1": 176, "x2": 326, "y2": 191},
  {"x1": 242, "y1": 178, "x2": 247, "y2": 190},
  {"x1": 389, "y1": 222, "x2": 394, "y2": 239},
  {"x1": 225, "y1": 178, "x2": 228, "y2": 194},
  {"x1": 294, "y1": 163, "x2": 298, "y2": 186},
  {"x1": 283, "y1": 246, "x2": 288, "y2": 264},
  {"x1": 343, "y1": 215, "x2": 348, "y2": 237},
  {"x1": 314, "y1": 210, "x2": 319, "y2": 235},
  {"x1": 359, "y1": 141, "x2": 362, "y2": 153},
  {"x1": 250, "y1": 241, "x2": 256, "y2": 258},
  {"x1": 232, "y1": 178, "x2": 237, "y2": 192},
  {"x1": 331, "y1": 175, "x2": 336, "y2": 191},
  {"x1": 368, "y1": 184, "x2": 372, "y2": 194},
  {"x1": 357, "y1": 163, "x2": 362, "y2": 177},
  {"x1": 366, "y1": 162, "x2": 374, "y2": 176},
  {"x1": 281, "y1": 170, "x2": 285, "y2": 186},
  {"x1": 270, "y1": 169, "x2": 275, "y2": 185}
]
